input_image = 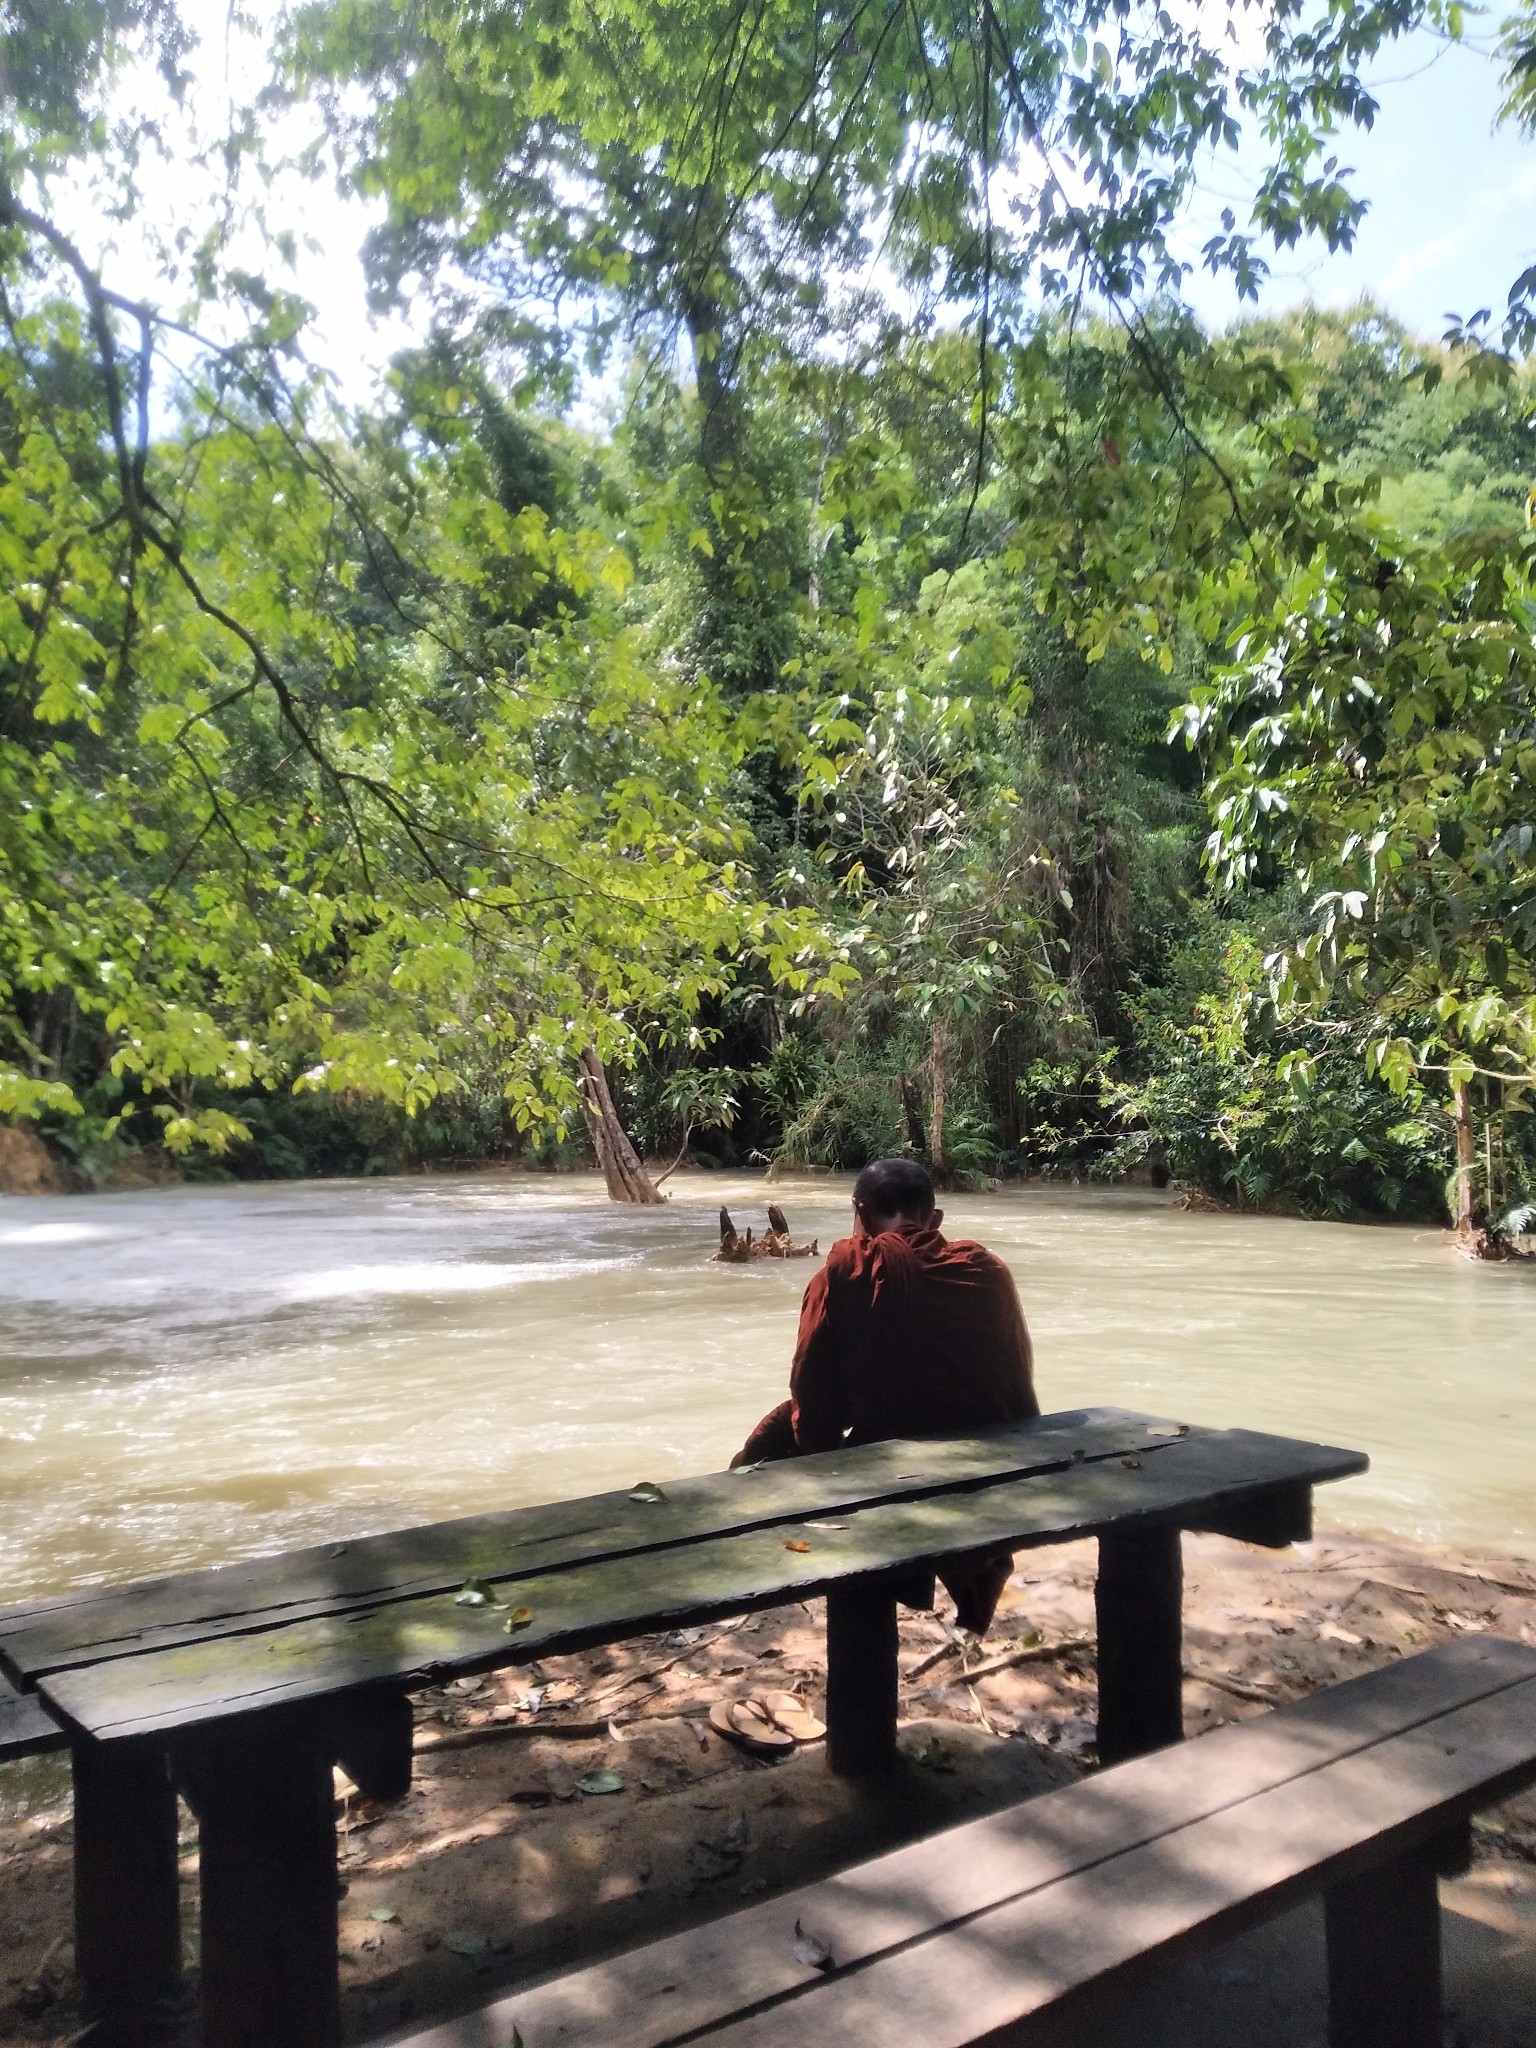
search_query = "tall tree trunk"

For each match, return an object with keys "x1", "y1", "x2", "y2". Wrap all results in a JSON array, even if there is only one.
[
  {"x1": 1451, "y1": 1077, "x2": 1476, "y2": 1235},
  {"x1": 928, "y1": 1021, "x2": 951, "y2": 1187},
  {"x1": 899, "y1": 1070, "x2": 925, "y2": 1154},
  {"x1": 578, "y1": 1048, "x2": 665, "y2": 1205}
]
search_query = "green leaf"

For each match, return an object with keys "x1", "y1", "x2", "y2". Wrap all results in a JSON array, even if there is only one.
[
  {"x1": 455, "y1": 1578, "x2": 506, "y2": 1608},
  {"x1": 577, "y1": 1769, "x2": 624, "y2": 1795}
]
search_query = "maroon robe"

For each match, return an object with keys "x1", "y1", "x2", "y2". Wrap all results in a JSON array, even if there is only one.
[{"x1": 733, "y1": 1222, "x2": 1038, "y2": 1630}]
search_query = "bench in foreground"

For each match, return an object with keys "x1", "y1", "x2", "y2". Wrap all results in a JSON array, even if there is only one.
[
  {"x1": 386, "y1": 1635, "x2": 1536, "y2": 2048},
  {"x1": 0, "y1": 1409, "x2": 1365, "y2": 2048}
]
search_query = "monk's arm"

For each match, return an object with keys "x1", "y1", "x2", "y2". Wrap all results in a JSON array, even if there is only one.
[{"x1": 789, "y1": 1258, "x2": 850, "y2": 1452}]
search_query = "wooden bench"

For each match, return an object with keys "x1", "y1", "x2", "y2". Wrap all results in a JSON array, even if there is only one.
[
  {"x1": 0, "y1": 1408, "x2": 1365, "y2": 2048},
  {"x1": 1, "y1": 1663, "x2": 68, "y2": 1759},
  {"x1": 382, "y1": 1635, "x2": 1536, "y2": 2048}
]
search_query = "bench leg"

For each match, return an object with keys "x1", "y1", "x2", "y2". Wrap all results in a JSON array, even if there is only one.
[
  {"x1": 178, "y1": 1718, "x2": 340, "y2": 2048},
  {"x1": 72, "y1": 1736, "x2": 182, "y2": 2048},
  {"x1": 1325, "y1": 1847, "x2": 1442, "y2": 2048},
  {"x1": 333, "y1": 1688, "x2": 413, "y2": 1802},
  {"x1": 826, "y1": 1581, "x2": 898, "y2": 1777},
  {"x1": 1095, "y1": 1527, "x2": 1183, "y2": 1766}
]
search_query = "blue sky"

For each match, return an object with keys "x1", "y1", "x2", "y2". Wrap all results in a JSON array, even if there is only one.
[{"x1": 1178, "y1": 22, "x2": 1536, "y2": 340}]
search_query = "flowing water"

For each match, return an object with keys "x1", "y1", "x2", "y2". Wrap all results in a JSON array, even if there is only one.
[{"x1": 3, "y1": 1171, "x2": 1534, "y2": 1618}]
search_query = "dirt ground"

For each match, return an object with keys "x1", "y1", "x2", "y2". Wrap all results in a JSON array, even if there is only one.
[{"x1": 4, "y1": 1528, "x2": 1536, "y2": 2047}]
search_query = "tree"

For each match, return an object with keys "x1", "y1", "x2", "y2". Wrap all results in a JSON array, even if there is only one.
[
  {"x1": 0, "y1": 246, "x2": 846, "y2": 1182},
  {"x1": 281, "y1": 0, "x2": 1433, "y2": 689},
  {"x1": 1188, "y1": 524, "x2": 1536, "y2": 1234}
]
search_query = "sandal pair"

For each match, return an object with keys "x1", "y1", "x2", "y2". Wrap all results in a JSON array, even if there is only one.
[{"x1": 709, "y1": 1691, "x2": 826, "y2": 1757}]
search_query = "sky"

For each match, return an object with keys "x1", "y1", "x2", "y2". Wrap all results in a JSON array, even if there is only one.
[
  {"x1": 1175, "y1": 21, "x2": 1536, "y2": 339},
  {"x1": 66, "y1": 6, "x2": 1536, "y2": 410}
]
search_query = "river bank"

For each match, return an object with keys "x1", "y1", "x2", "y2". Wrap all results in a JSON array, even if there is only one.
[{"x1": 5, "y1": 1528, "x2": 1536, "y2": 2046}]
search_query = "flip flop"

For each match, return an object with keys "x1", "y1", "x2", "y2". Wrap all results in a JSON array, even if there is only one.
[
  {"x1": 758, "y1": 1691, "x2": 826, "y2": 1744},
  {"x1": 709, "y1": 1698, "x2": 794, "y2": 1757}
]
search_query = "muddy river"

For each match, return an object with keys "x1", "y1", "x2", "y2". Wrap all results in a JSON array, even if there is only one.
[{"x1": 2, "y1": 1172, "x2": 1533, "y2": 1609}]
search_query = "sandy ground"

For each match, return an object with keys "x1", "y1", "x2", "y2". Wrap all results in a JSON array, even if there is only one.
[{"x1": 4, "y1": 1530, "x2": 1536, "y2": 2047}]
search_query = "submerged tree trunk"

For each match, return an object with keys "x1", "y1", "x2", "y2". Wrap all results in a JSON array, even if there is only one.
[
  {"x1": 1451, "y1": 1077, "x2": 1477, "y2": 1235},
  {"x1": 928, "y1": 1020, "x2": 951, "y2": 1187},
  {"x1": 578, "y1": 1047, "x2": 665, "y2": 1205}
]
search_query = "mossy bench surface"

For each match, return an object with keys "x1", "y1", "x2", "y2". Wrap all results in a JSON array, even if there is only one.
[{"x1": 381, "y1": 1635, "x2": 1536, "y2": 2048}]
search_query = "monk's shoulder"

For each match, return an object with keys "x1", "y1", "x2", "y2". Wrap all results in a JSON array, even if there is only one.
[
  {"x1": 822, "y1": 1234, "x2": 865, "y2": 1277},
  {"x1": 938, "y1": 1236, "x2": 1016, "y2": 1280},
  {"x1": 820, "y1": 1234, "x2": 882, "y2": 1294}
]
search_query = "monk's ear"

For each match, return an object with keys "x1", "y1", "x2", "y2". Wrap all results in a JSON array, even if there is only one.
[{"x1": 930, "y1": 1207, "x2": 944, "y2": 1229}]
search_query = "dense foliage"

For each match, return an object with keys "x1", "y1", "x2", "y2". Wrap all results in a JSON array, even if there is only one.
[{"x1": 1, "y1": 0, "x2": 1533, "y2": 1231}]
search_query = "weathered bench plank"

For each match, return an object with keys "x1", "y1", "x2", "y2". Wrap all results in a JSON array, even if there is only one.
[
  {"x1": 701, "y1": 1671, "x2": 1536, "y2": 2048},
  {"x1": 37, "y1": 1426, "x2": 1364, "y2": 1741},
  {"x1": 0, "y1": 1668, "x2": 67, "y2": 1758},
  {"x1": 380, "y1": 1636, "x2": 1536, "y2": 2048},
  {"x1": 0, "y1": 1410, "x2": 1186, "y2": 1684}
]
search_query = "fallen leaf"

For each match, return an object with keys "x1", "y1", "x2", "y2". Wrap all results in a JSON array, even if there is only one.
[
  {"x1": 503, "y1": 1606, "x2": 534, "y2": 1633},
  {"x1": 804, "y1": 1521, "x2": 848, "y2": 1531},
  {"x1": 1146, "y1": 1424, "x2": 1190, "y2": 1438},
  {"x1": 793, "y1": 1918, "x2": 834, "y2": 1971},
  {"x1": 1119, "y1": 1456, "x2": 1142, "y2": 1469},
  {"x1": 784, "y1": 1540, "x2": 812, "y2": 1553},
  {"x1": 455, "y1": 1578, "x2": 505, "y2": 1609},
  {"x1": 367, "y1": 1907, "x2": 398, "y2": 1923},
  {"x1": 1320, "y1": 1622, "x2": 1363, "y2": 1647},
  {"x1": 444, "y1": 1932, "x2": 491, "y2": 1960},
  {"x1": 629, "y1": 1481, "x2": 666, "y2": 1503},
  {"x1": 578, "y1": 1769, "x2": 625, "y2": 1795}
]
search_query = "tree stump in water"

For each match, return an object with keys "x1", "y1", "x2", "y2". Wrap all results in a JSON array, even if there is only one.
[{"x1": 714, "y1": 1206, "x2": 818, "y2": 1261}]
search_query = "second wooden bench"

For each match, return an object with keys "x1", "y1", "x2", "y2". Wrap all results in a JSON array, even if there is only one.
[{"x1": 384, "y1": 1634, "x2": 1536, "y2": 2048}]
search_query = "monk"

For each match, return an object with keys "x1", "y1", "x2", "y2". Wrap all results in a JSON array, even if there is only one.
[{"x1": 731, "y1": 1156, "x2": 1039, "y2": 1632}]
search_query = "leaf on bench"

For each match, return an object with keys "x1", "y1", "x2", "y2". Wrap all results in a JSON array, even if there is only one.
[{"x1": 454, "y1": 1579, "x2": 506, "y2": 1609}]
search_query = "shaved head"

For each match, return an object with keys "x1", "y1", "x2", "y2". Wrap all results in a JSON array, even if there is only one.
[{"x1": 852, "y1": 1156, "x2": 936, "y2": 1223}]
